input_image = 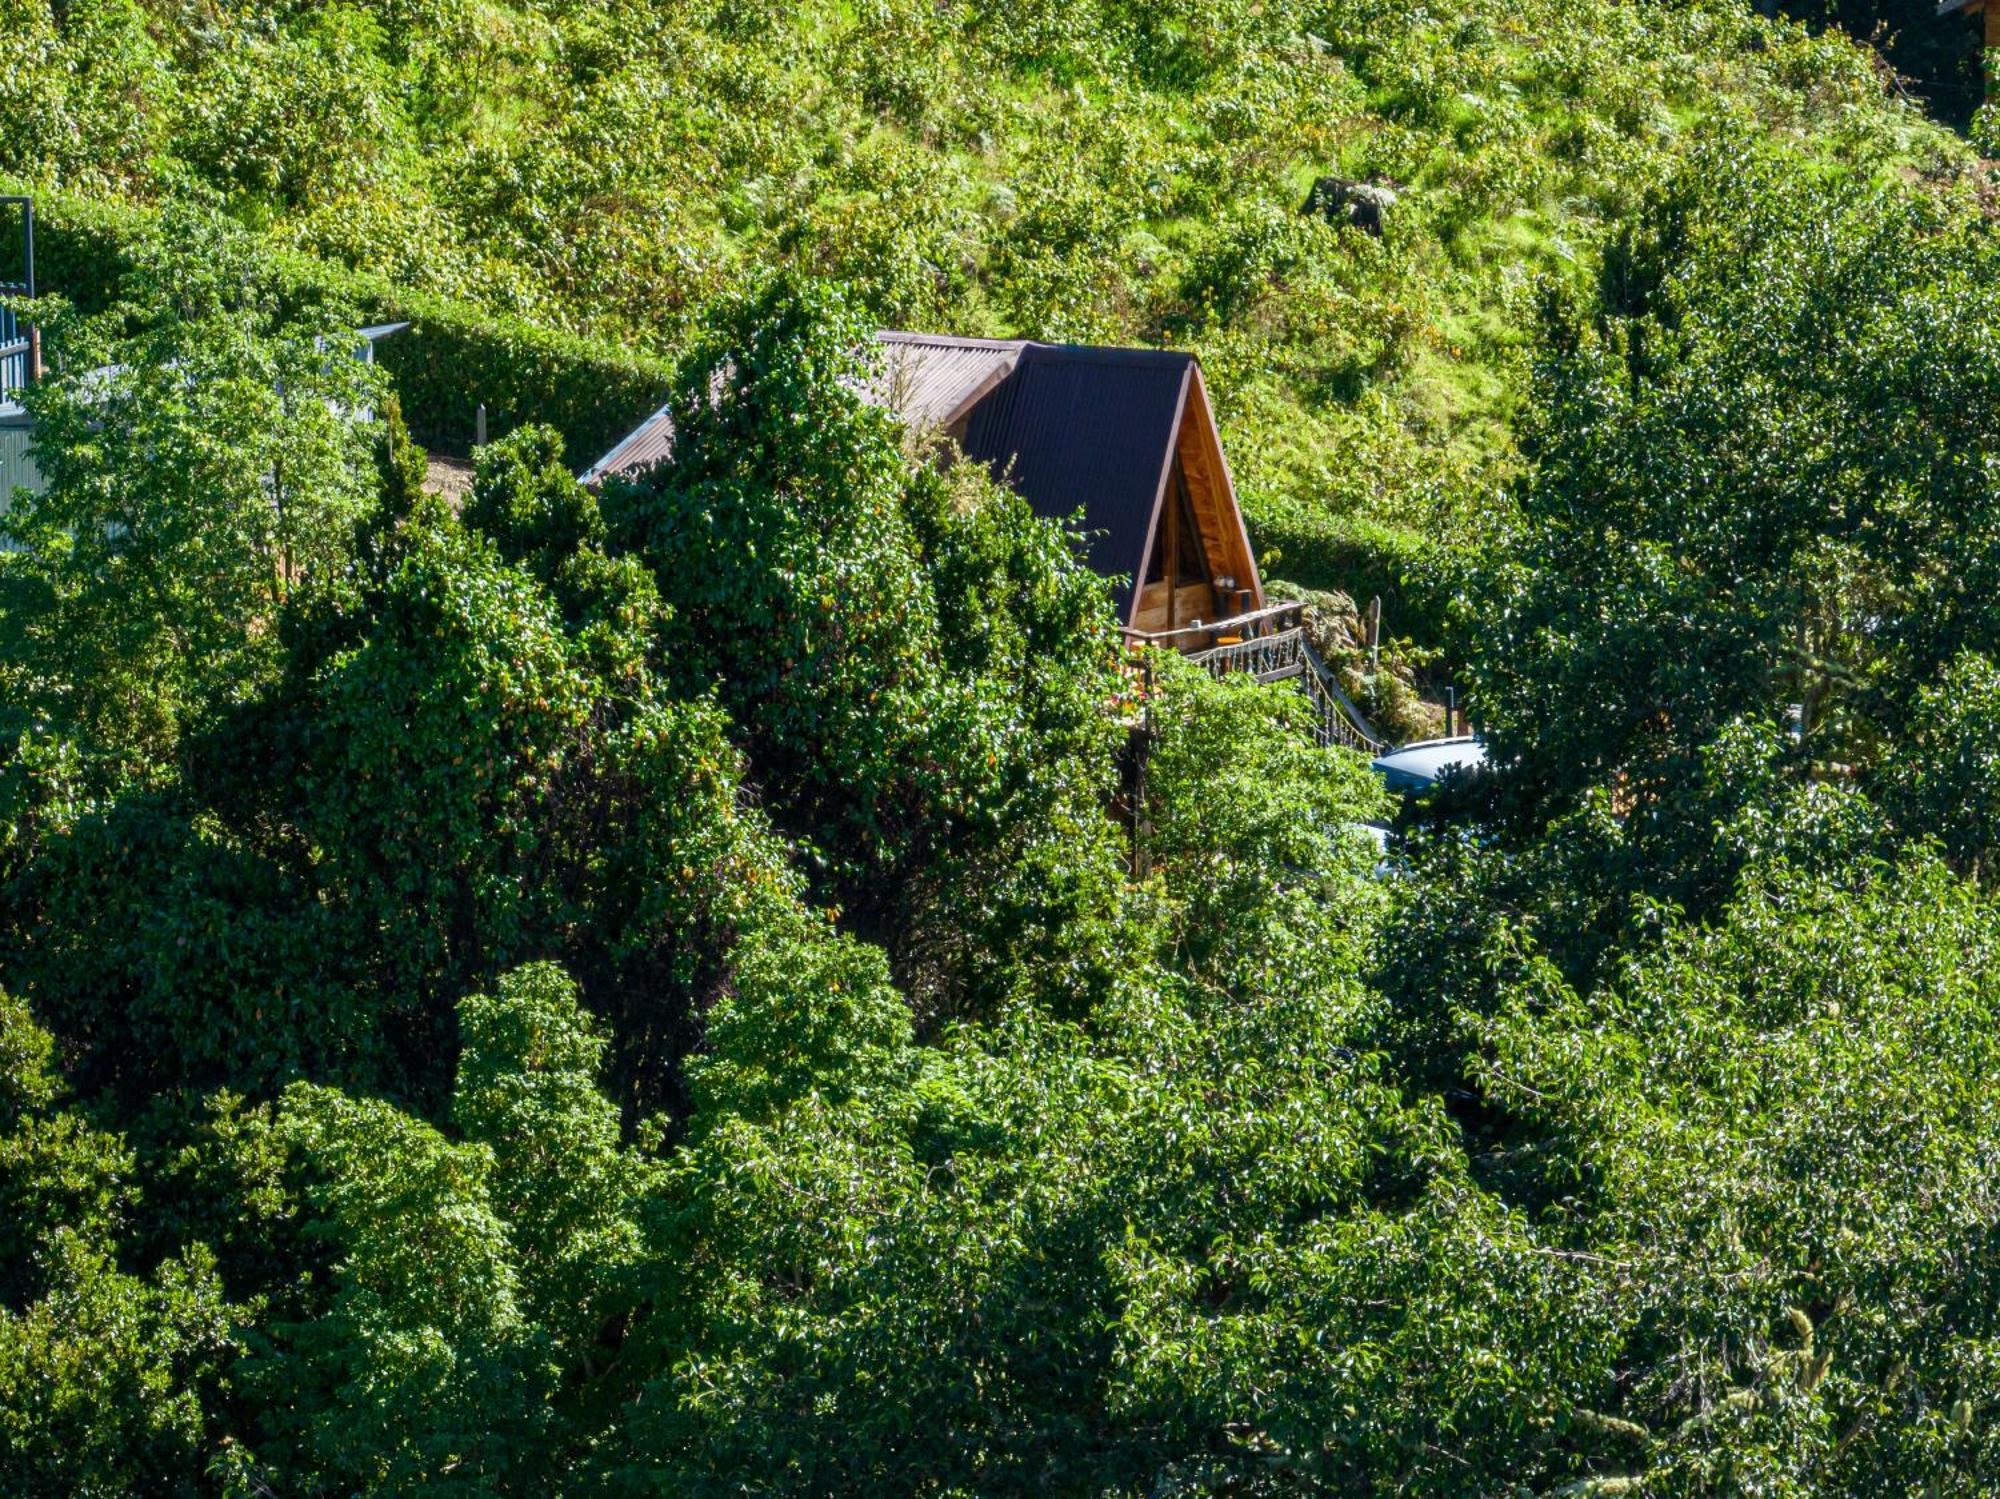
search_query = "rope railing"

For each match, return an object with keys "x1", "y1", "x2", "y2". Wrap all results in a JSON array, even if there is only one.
[
  {"x1": 1184, "y1": 625, "x2": 1386, "y2": 755},
  {"x1": 1295, "y1": 631, "x2": 1388, "y2": 754},
  {"x1": 1121, "y1": 599, "x2": 1305, "y2": 651}
]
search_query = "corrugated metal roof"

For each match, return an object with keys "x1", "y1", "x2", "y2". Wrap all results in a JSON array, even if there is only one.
[
  {"x1": 864, "y1": 332, "x2": 1025, "y2": 429},
  {"x1": 958, "y1": 344, "x2": 1193, "y2": 621},
  {"x1": 580, "y1": 398, "x2": 676, "y2": 486}
]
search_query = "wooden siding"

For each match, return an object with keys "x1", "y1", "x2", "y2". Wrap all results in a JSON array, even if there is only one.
[
  {"x1": 1125, "y1": 366, "x2": 1262, "y2": 631},
  {"x1": 1175, "y1": 369, "x2": 1261, "y2": 609},
  {"x1": 1132, "y1": 579, "x2": 1218, "y2": 634}
]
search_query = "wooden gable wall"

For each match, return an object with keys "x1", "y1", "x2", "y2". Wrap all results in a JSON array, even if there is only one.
[{"x1": 1128, "y1": 366, "x2": 1264, "y2": 634}]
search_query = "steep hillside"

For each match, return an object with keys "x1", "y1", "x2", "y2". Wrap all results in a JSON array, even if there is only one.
[
  {"x1": 0, "y1": 0, "x2": 1966, "y2": 609},
  {"x1": 21, "y1": 8, "x2": 2000, "y2": 1493}
]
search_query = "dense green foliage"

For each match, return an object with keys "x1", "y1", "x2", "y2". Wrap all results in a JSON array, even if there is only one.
[
  {"x1": 0, "y1": 0, "x2": 1957, "y2": 600},
  {"x1": 11, "y1": 1, "x2": 2000, "y2": 1494},
  {"x1": 1470, "y1": 140, "x2": 2000, "y2": 815},
  {"x1": 8, "y1": 184, "x2": 678, "y2": 459}
]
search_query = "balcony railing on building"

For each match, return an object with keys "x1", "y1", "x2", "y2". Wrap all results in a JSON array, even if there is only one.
[
  {"x1": 1122, "y1": 599, "x2": 1386, "y2": 755},
  {"x1": 0, "y1": 195, "x2": 33, "y2": 400}
]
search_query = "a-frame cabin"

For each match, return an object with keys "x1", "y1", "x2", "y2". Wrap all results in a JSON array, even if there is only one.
[
  {"x1": 868, "y1": 333, "x2": 1265, "y2": 641},
  {"x1": 586, "y1": 330, "x2": 1384, "y2": 749},
  {"x1": 586, "y1": 331, "x2": 1269, "y2": 647}
]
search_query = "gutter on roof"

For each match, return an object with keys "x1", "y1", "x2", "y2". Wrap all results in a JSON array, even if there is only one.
[{"x1": 875, "y1": 331, "x2": 1024, "y2": 350}]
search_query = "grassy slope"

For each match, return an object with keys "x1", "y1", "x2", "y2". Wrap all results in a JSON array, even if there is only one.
[{"x1": 0, "y1": 0, "x2": 1969, "y2": 626}]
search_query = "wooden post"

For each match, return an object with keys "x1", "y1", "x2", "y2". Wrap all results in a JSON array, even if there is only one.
[
  {"x1": 26, "y1": 324, "x2": 40, "y2": 384},
  {"x1": 1129, "y1": 658, "x2": 1155, "y2": 879},
  {"x1": 1367, "y1": 595, "x2": 1381, "y2": 674},
  {"x1": 1129, "y1": 724, "x2": 1151, "y2": 879},
  {"x1": 475, "y1": 402, "x2": 487, "y2": 448}
]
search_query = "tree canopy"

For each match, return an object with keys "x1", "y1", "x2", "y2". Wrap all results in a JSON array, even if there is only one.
[{"x1": 7, "y1": 12, "x2": 2000, "y2": 1497}]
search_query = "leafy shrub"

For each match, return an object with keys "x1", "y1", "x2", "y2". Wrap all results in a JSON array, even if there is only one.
[{"x1": 11, "y1": 184, "x2": 675, "y2": 462}]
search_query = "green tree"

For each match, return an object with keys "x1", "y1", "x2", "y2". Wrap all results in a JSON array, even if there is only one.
[
  {"x1": 283, "y1": 498, "x2": 792, "y2": 1111},
  {"x1": 604, "y1": 278, "x2": 1130, "y2": 1017},
  {"x1": 462, "y1": 423, "x2": 667, "y2": 683},
  {"x1": 612, "y1": 668, "x2": 1607, "y2": 1495},
  {"x1": 0, "y1": 206, "x2": 379, "y2": 771},
  {"x1": 249, "y1": 1081, "x2": 548, "y2": 1491},
  {"x1": 452, "y1": 963, "x2": 656, "y2": 1374},
  {"x1": 0, "y1": 991, "x2": 233, "y2": 1495},
  {"x1": 1467, "y1": 139, "x2": 2000, "y2": 825},
  {"x1": 220, "y1": 963, "x2": 652, "y2": 1492},
  {"x1": 1878, "y1": 650, "x2": 2000, "y2": 882},
  {"x1": 1476, "y1": 846, "x2": 2000, "y2": 1492}
]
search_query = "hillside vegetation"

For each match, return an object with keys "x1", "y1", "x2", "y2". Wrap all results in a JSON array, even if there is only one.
[
  {"x1": 14, "y1": 2, "x2": 2000, "y2": 1496},
  {"x1": 0, "y1": 0, "x2": 1963, "y2": 611}
]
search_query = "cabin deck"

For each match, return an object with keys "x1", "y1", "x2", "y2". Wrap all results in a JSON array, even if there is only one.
[{"x1": 1124, "y1": 601, "x2": 1385, "y2": 753}]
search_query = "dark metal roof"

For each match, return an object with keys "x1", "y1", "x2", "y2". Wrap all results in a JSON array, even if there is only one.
[
  {"x1": 581, "y1": 334, "x2": 1207, "y2": 619},
  {"x1": 957, "y1": 343, "x2": 1193, "y2": 620}
]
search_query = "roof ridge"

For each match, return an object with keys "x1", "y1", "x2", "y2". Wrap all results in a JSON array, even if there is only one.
[
  {"x1": 876, "y1": 329, "x2": 1198, "y2": 366},
  {"x1": 874, "y1": 330, "x2": 1028, "y2": 352}
]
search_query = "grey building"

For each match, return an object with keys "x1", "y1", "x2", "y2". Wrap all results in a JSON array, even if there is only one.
[
  {"x1": 0, "y1": 398, "x2": 36, "y2": 517},
  {"x1": 0, "y1": 320, "x2": 408, "y2": 530}
]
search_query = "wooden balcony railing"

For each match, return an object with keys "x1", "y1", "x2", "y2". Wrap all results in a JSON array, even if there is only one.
[{"x1": 1120, "y1": 599, "x2": 1306, "y2": 654}]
